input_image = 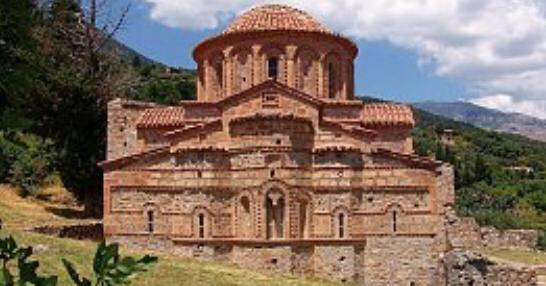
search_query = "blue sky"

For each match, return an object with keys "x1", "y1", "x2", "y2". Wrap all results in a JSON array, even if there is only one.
[{"x1": 111, "y1": 1, "x2": 546, "y2": 119}]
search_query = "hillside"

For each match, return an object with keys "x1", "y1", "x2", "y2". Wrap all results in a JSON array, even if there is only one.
[{"x1": 414, "y1": 101, "x2": 546, "y2": 142}]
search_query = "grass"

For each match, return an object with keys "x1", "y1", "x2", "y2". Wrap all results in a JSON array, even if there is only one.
[
  {"x1": 0, "y1": 228, "x2": 336, "y2": 286},
  {"x1": 0, "y1": 184, "x2": 90, "y2": 229},
  {"x1": 483, "y1": 247, "x2": 546, "y2": 266},
  {"x1": 0, "y1": 184, "x2": 337, "y2": 286}
]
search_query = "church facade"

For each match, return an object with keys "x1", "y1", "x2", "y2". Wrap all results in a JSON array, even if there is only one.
[{"x1": 100, "y1": 5, "x2": 455, "y2": 285}]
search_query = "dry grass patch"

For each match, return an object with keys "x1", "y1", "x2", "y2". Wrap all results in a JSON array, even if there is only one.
[
  {"x1": 0, "y1": 184, "x2": 89, "y2": 229},
  {"x1": 0, "y1": 228, "x2": 338, "y2": 286},
  {"x1": 483, "y1": 247, "x2": 546, "y2": 266}
]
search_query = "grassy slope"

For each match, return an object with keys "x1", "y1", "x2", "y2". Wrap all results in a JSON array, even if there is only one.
[{"x1": 0, "y1": 186, "x2": 336, "y2": 286}]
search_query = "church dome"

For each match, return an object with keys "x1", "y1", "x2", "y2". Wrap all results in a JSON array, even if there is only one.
[{"x1": 223, "y1": 4, "x2": 330, "y2": 35}]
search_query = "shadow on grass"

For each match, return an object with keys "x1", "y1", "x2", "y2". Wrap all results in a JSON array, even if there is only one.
[{"x1": 45, "y1": 206, "x2": 88, "y2": 219}]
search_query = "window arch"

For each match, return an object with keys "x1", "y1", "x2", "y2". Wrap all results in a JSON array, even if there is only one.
[
  {"x1": 210, "y1": 53, "x2": 224, "y2": 99},
  {"x1": 296, "y1": 48, "x2": 319, "y2": 96},
  {"x1": 260, "y1": 46, "x2": 284, "y2": 83},
  {"x1": 193, "y1": 208, "x2": 210, "y2": 239},
  {"x1": 146, "y1": 210, "x2": 154, "y2": 233},
  {"x1": 232, "y1": 49, "x2": 252, "y2": 94},
  {"x1": 238, "y1": 195, "x2": 253, "y2": 238},
  {"x1": 265, "y1": 189, "x2": 285, "y2": 239},
  {"x1": 333, "y1": 208, "x2": 349, "y2": 239},
  {"x1": 324, "y1": 53, "x2": 341, "y2": 99},
  {"x1": 268, "y1": 57, "x2": 279, "y2": 79}
]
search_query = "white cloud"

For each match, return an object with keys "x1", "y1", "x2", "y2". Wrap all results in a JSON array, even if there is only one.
[
  {"x1": 471, "y1": 94, "x2": 546, "y2": 119},
  {"x1": 143, "y1": 0, "x2": 546, "y2": 119}
]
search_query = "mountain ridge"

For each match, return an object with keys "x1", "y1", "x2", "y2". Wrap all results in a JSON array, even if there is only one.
[{"x1": 413, "y1": 101, "x2": 546, "y2": 142}]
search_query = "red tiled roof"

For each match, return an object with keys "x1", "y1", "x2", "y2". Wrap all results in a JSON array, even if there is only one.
[
  {"x1": 321, "y1": 120, "x2": 377, "y2": 139},
  {"x1": 163, "y1": 119, "x2": 222, "y2": 139},
  {"x1": 98, "y1": 146, "x2": 170, "y2": 170},
  {"x1": 224, "y1": 5, "x2": 329, "y2": 35},
  {"x1": 313, "y1": 146, "x2": 362, "y2": 153},
  {"x1": 362, "y1": 103, "x2": 414, "y2": 126},
  {"x1": 137, "y1": 107, "x2": 185, "y2": 128},
  {"x1": 372, "y1": 148, "x2": 443, "y2": 170}
]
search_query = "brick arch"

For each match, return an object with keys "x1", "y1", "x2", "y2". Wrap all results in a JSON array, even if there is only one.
[
  {"x1": 332, "y1": 206, "x2": 350, "y2": 239},
  {"x1": 207, "y1": 52, "x2": 225, "y2": 100},
  {"x1": 192, "y1": 206, "x2": 212, "y2": 239},
  {"x1": 259, "y1": 44, "x2": 287, "y2": 84},
  {"x1": 230, "y1": 47, "x2": 253, "y2": 94},
  {"x1": 296, "y1": 190, "x2": 313, "y2": 239},
  {"x1": 235, "y1": 191, "x2": 255, "y2": 238},
  {"x1": 295, "y1": 46, "x2": 320, "y2": 97},
  {"x1": 385, "y1": 203, "x2": 403, "y2": 234},
  {"x1": 323, "y1": 51, "x2": 342, "y2": 99},
  {"x1": 263, "y1": 185, "x2": 289, "y2": 239},
  {"x1": 143, "y1": 202, "x2": 160, "y2": 234}
]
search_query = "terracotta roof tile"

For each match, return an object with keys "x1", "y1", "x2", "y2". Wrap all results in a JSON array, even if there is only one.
[
  {"x1": 137, "y1": 107, "x2": 185, "y2": 128},
  {"x1": 224, "y1": 5, "x2": 329, "y2": 34},
  {"x1": 362, "y1": 103, "x2": 414, "y2": 126}
]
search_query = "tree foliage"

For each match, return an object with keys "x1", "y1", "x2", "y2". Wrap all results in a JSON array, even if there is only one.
[{"x1": 413, "y1": 107, "x2": 546, "y2": 249}]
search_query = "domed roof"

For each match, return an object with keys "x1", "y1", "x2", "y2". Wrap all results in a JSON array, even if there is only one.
[{"x1": 223, "y1": 4, "x2": 330, "y2": 34}]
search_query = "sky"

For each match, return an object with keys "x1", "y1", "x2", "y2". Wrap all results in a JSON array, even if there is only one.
[{"x1": 112, "y1": 0, "x2": 546, "y2": 119}]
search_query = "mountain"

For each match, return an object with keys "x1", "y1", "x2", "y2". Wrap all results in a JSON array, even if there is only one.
[
  {"x1": 103, "y1": 37, "x2": 164, "y2": 67},
  {"x1": 413, "y1": 101, "x2": 546, "y2": 142}
]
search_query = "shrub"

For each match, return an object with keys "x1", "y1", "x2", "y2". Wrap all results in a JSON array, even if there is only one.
[{"x1": 0, "y1": 132, "x2": 57, "y2": 196}]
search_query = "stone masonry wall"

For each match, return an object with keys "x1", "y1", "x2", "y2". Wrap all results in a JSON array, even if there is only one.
[
  {"x1": 446, "y1": 213, "x2": 538, "y2": 250},
  {"x1": 481, "y1": 227, "x2": 539, "y2": 249},
  {"x1": 444, "y1": 249, "x2": 537, "y2": 286},
  {"x1": 363, "y1": 236, "x2": 441, "y2": 286}
]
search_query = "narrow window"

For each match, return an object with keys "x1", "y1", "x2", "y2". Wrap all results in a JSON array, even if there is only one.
[
  {"x1": 198, "y1": 213, "x2": 205, "y2": 238},
  {"x1": 392, "y1": 211, "x2": 397, "y2": 233},
  {"x1": 338, "y1": 213, "x2": 345, "y2": 238},
  {"x1": 147, "y1": 210, "x2": 154, "y2": 233},
  {"x1": 268, "y1": 57, "x2": 279, "y2": 79},
  {"x1": 328, "y1": 63, "x2": 336, "y2": 99}
]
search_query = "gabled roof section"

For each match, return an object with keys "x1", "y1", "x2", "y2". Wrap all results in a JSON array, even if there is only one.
[
  {"x1": 362, "y1": 103, "x2": 414, "y2": 127},
  {"x1": 217, "y1": 80, "x2": 324, "y2": 108},
  {"x1": 137, "y1": 106, "x2": 185, "y2": 128},
  {"x1": 321, "y1": 120, "x2": 377, "y2": 140},
  {"x1": 163, "y1": 119, "x2": 222, "y2": 139},
  {"x1": 371, "y1": 148, "x2": 443, "y2": 171},
  {"x1": 98, "y1": 146, "x2": 170, "y2": 170}
]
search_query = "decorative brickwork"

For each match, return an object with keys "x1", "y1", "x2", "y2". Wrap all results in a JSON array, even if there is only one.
[{"x1": 100, "y1": 4, "x2": 536, "y2": 285}]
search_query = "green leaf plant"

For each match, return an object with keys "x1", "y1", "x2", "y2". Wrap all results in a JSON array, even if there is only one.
[
  {"x1": 62, "y1": 241, "x2": 158, "y2": 286},
  {"x1": 0, "y1": 236, "x2": 57, "y2": 286}
]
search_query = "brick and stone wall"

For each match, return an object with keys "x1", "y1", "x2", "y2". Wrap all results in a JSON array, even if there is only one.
[
  {"x1": 444, "y1": 250, "x2": 537, "y2": 286},
  {"x1": 481, "y1": 227, "x2": 539, "y2": 250},
  {"x1": 446, "y1": 213, "x2": 539, "y2": 250}
]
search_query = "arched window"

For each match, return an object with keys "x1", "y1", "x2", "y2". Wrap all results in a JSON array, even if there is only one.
[
  {"x1": 268, "y1": 57, "x2": 279, "y2": 79},
  {"x1": 392, "y1": 211, "x2": 398, "y2": 233},
  {"x1": 147, "y1": 210, "x2": 154, "y2": 233},
  {"x1": 265, "y1": 190, "x2": 285, "y2": 239},
  {"x1": 299, "y1": 200, "x2": 309, "y2": 238},
  {"x1": 338, "y1": 213, "x2": 346, "y2": 238},
  {"x1": 198, "y1": 213, "x2": 206, "y2": 238},
  {"x1": 238, "y1": 196, "x2": 252, "y2": 238},
  {"x1": 210, "y1": 54, "x2": 223, "y2": 98},
  {"x1": 328, "y1": 63, "x2": 336, "y2": 99}
]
